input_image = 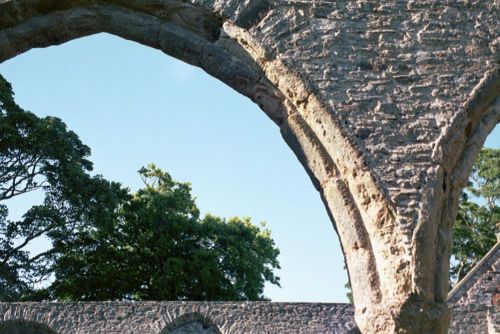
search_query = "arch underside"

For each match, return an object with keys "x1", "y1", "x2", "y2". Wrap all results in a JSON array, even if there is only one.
[
  {"x1": 160, "y1": 312, "x2": 222, "y2": 334},
  {"x1": 0, "y1": 1, "x2": 498, "y2": 333}
]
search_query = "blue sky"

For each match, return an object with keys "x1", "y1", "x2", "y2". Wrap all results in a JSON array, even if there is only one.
[{"x1": 0, "y1": 33, "x2": 498, "y2": 303}]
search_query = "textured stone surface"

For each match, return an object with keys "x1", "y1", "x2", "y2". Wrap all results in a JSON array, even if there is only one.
[
  {"x1": 0, "y1": 1, "x2": 498, "y2": 333},
  {"x1": 0, "y1": 302, "x2": 358, "y2": 334},
  {"x1": 0, "y1": 243, "x2": 497, "y2": 334},
  {"x1": 448, "y1": 242, "x2": 500, "y2": 334},
  {"x1": 0, "y1": 320, "x2": 57, "y2": 334}
]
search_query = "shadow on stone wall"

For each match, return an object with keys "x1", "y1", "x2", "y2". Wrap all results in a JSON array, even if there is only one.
[
  {"x1": 160, "y1": 312, "x2": 222, "y2": 334},
  {"x1": 0, "y1": 320, "x2": 57, "y2": 334}
]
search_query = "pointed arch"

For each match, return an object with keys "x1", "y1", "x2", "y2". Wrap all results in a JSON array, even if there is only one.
[{"x1": 0, "y1": 0, "x2": 386, "y2": 308}]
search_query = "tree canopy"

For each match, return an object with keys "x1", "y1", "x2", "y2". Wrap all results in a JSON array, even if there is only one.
[
  {"x1": 0, "y1": 74, "x2": 126, "y2": 301},
  {"x1": 51, "y1": 165, "x2": 280, "y2": 301},
  {"x1": 0, "y1": 75, "x2": 93, "y2": 201},
  {"x1": 0, "y1": 74, "x2": 280, "y2": 301},
  {"x1": 450, "y1": 148, "x2": 499, "y2": 283}
]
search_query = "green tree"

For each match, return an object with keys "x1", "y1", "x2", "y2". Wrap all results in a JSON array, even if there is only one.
[
  {"x1": 0, "y1": 75, "x2": 281, "y2": 302},
  {"x1": 0, "y1": 75, "x2": 93, "y2": 201},
  {"x1": 0, "y1": 74, "x2": 128, "y2": 301},
  {"x1": 450, "y1": 148, "x2": 499, "y2": 283},
  {"x1": 50, "y1": 165, "x2": 281, "y2": 301}
]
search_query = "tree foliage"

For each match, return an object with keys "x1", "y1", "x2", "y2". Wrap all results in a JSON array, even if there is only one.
[
  {"x1": 0, "y1": 76, "x2": 93, "y2": 201},
  {"x1": 450, "y1": 148, "x2": 499, "y2": 283},
  {"x1": 51, "y1": 165, "x2": 280, "y2": 301},
  {"x1": 0, "y1": 75, "x2": 280, "y2": 301},
  {"x1": 0, "y1": 74, "x2": 126, "y2": 301}
]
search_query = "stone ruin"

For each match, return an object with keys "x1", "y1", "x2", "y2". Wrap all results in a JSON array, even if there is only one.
[
  {"x1": 0, "y1": 1, "x2": 498, "y2": 333},
  {"x1": 0, "y1": 242, "x2": 498, "y2": 333}
]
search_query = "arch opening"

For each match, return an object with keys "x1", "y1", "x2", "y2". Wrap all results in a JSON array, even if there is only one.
[
  {"x1": 161, "y1": 312, "x2": 222, "y2": 334},
  {"x1": 4, "y1": 2, "x2": 498, "y2": 333},
  {"x1": 0, "y1": 319, "x2": 57, "y2": 334},
  {"x1": 0, "y1": 30, "x2": 349, "y2": 302},
  {"x1": 0, "y1": 1, "x2": 287, "y2": 126},
  {"x1": 0, "y1": 0, "x2": 406, "y2": 313}
]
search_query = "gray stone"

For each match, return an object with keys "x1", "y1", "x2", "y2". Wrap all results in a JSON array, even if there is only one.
[
  {"x1": 448, "y1": 243, "x2": 500, "y2": 334},
  {"x1": 0, "y1": 243, "x2": 497, "y2": 333},
  {"x1": 0, "y1": 1, "x2": 498, "y2": 333},
  {"x1": 0, "y1": 302, "x2": 358, "y2": 334}
]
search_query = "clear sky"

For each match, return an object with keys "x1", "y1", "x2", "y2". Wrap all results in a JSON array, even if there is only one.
[{"x1": 0, "y1": 33, "x2": 498, "y2": 303}]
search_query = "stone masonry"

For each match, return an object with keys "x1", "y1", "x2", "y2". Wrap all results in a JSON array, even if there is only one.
[
  {"x1": 0, "y1": 302, "x2": 358, "y2": 334},
  {"x1": 0, "y1": 1, "x2": 498, "y2": 333},
  {"x1": 448, "y1": 242, "x2": 500, "y2": 334},
  {"x1": 0, "y1": 242, "x2": 498, "y2": 333}
]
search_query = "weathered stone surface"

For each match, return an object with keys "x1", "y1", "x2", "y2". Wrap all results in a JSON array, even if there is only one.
[
  {"x1": 0, "y1": 247, "x2": 497, "y2": 334},
  {"x1": 448, "y1": 242, "x2": 500, "y2": 334},
  {"x1": 0, "y1": 302, "x2": 358, "y2": 334},
  {"x1": 0, "y1": 319, "x2": 57, "y2": 334},
  {"x1": 0, "y1": 1, "x2": 498, "y2": 333},
  {"x1": 0, "y1": 245, "x2": 497, "y2": 334}
]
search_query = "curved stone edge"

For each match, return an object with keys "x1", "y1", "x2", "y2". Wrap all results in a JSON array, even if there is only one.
[
  {"x1": 433, "y1": 66, "x2": 500, "y2": 177},
  {"x1": 408, "y1": 67, "x2": 499, "y2": 306},
  {"x1": 0, "y1": 0, "x2": 223, "y2": 40},
  {"x1": 0, "y1": 302, "x2": 358, "y2": 334},
  {"x1": 0, "y1": 0, "x2": 396, "y2": 309},
  {"x1": 2, "y1": 1, "x2": 497, "y2": 333},
  {"x1": 0, "y1": 0, "x2": 447, "y2": 330},
  {"x1": 160, "y1": 312, "x2": 222, "y2": 334},
  {"x1": 223, "y1": 22, "x2": 425, "y2": 312}
]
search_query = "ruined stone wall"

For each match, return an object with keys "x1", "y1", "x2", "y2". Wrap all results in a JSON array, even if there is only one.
[
  {"x1": 1, "y1": 293, "x2": 500, "y2": 334},
  {"x1": 0, "y1": 1, "x2": 498, "y2": 333},
  {"x1": 448, "y1": 243, "x2": 500, "y2": 334},
  {"x1": 1, "y1": 245, "x2": 498, "y2": 334},
  {"x1": 0, "y1": 302, "x2": 358, "y2": 334}
]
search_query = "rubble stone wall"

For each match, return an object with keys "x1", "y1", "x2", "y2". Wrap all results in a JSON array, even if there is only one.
[
  {"x1": 0, "y1": 1, "x2": 498, "y2": 333},
  {"x1": 448, "y1": 243, "x2": 500, "y2": 334},
  {"x1": 0, "y1": 302, "x2": 358, "y2": 334}
]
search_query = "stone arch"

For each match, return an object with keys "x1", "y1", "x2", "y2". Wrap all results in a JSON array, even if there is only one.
[
  {"x1": 0, "y1": 319, "x2": 58, "y2": 334},
  {"x1": 1, "y1": 1, "x2": 498, "y2": 333},
  {"x1": 0, "y1": 0, "x2": 387, "y2": 311},
  {"x1": 0, "y1": 1, "x2": 286, "y2": 124},
  {"x1": 160, "y1": 312, "x2": 222, "y2": 334}
]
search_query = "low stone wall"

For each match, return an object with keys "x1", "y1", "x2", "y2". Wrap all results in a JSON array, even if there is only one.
[
  {"x1": 1, "y1": 243, "x2": 497, "y2": 334},
  {"x1": 0, "y1": 302, "x2": 358, "y2": 334},
  {"x1": 1, "y1": 297, "x2": 499, "y2": 333},
  {"x1": 448, "y1": 243, "x2": 499, "y2": 334}
]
